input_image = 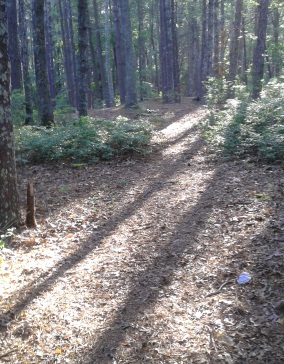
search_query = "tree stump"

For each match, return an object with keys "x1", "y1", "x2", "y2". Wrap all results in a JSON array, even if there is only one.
[{"x1": 26, "y1": 180, "x2": 36, "y2": 228}]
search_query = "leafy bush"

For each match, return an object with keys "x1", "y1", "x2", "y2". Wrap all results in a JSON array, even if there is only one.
[
  {"x1": 11, "y1": 90, "x2": 27, "y2": 126},
  {"x1": 203, "y1": 80, "x2": 284, "y2": 161},
  {"x1": 204, "y1": 76, "x2": 230, "y2": 109},
  {"x1": 14, "y1": 116, "x2": 153, "y2": 164}
]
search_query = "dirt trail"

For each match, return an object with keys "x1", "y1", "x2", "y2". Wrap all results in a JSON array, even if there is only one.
[{"x1": 1, "y1": 99, "x2": 284, "y2": 363}]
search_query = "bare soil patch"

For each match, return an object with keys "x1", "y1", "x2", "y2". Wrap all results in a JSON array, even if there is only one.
[{"x1": 1, "y1": 98, "x2": 284, "y2": 363}]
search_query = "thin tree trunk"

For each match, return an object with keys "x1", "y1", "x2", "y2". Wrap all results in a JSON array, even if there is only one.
[
  {"x1": 171, "y1": 0, "x2": 180, "y2": 102},
  {"x1": 213, "y1": 0, "x2": 219, "y2": 71},
  {"x1": 93, "y1": 0, "x2": 109, "y2": 107},
  {"x1": 137, "y1": 0, "x2": 146, "y2": 100},
  {"x1": 104, "y1": 0, "x2": 115, "y2": 107},
  {"x1": 199, "y1": 0, "x2": 207, "y2": 101},
  {"x1": 66, "y1": 0, "x2": 78, "y2": 106},
  {"x1": 118, "y1": 0, "x2": 137, "y2": 107},
  {"x1": 219, "y1": 0, "x2": 226, "y2": 67},
  {"x1": 112, "y1": 0, "x2": 126, "y2": 103},
  {"x1": 32, "y1": 0, "x2": 54, "y2": 126},
  {"x1": 188, "y1": 3, "x2": 196, "y2": 96},
  {"x1": 251, "y1": 0, "x2": 270, "y2": 99},
  {"x1": 59, "y1": 0, "x2": 75, "y2": 107},
  {"x1": 78, "y1": 0, "x2": 88, "y2": 116},
  {"x1": 87, "y1": 12, "x2": 102, "y2": 104},
  {"x1": 18, "y1": 0, "x2": 33, "y2": 124},
  {"x1": 150, "y1": 0, "x2": 159, "y2": 93},
  {"x1": 227, "y1": 0, "x2": 243, "y2": 96},
  {"x1": 7, "y1": 0, "x2": 22, "y2": 90},
  {"x1": 241, "y1": 15, "x2": 248, "y2": 84},
  {"x1": 272, "y1": 7, "x2": 281, "y2": 77},
  {"x1": 45, "y1": 0, "x2": 56, "y2": 100},
  {"x1": 207, "y1": 0, "x2": 214, "y2": 73}
]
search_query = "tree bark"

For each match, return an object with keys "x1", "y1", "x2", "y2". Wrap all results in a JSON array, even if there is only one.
[
  {"x1": 150, "y1": 0, "x2": 159, "y2": 93},
  {"x1": 118, "y1": 0, "x2": 137, "y2": 107},
  {"x1": 112, "y1": 0, "x2": 126, "y2": 103},
  {"x1": 104, "y1": 0, "x2": 115, "y2": 107},
  {"x1": 188, "y1": 4, "x2": 199, "y2": 97},
  {"x1": 251, "y1": 0, "x2": 270, "y2": 99},
  {"x1": 78, "y1": 0, "x2": 89, "y2": 116},
  {"x1": 137, "y1": 0, "x2": 146, "y2": 100},
  {"x1": 93, "y1": 0, "x2": 109, "y2": 107},
  {"x1": 59, "y1": 0, "x2": 76, "y2": 107},
  {"x1": 227, "y1": 0, "x2": 243, "y2": 96},
  {"x1": 32, "y1": 0, "x2": 54, "y2": 126},
  {"x1": 18, "y1": 0, "x2": 33, "y2": 124},
  {"x1": 6, "y1": 0, "x2": 22, "y2": 90},
  {"x1": 213, "y1": 0, "x2": 219, "y2": 71},
  {"x1": 45, "y1": 0, "x2": 56, "y2": 100},
  {"x1": 159, "y1": 0, "x2": 180, "y2": 103},
  {"x1": 0, "y1": 0, "x2": 21, "y2": 229},
  {"x1": 199, "y1": 0, "x2": 207, "y2": 101},
  {"x1": 26, "y1": 180, "x2": 36, "y2": 228},
  {"x1": 272, "y1": 7, "x2": 281, "y2": 77},
  {"x1": 87, "y1": 12, "x2": 103, "y2": 104},
  {"x1": 66, "y1": 0, "x2": 78, "y2": 106}
]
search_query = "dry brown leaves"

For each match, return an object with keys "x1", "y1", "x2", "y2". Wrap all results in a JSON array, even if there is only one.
[{"x1": 0, "y1": 98, "x2": 284, "y2": 363}]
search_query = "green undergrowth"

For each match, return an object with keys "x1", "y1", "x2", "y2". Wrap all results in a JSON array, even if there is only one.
[
  {"x1": 203, "y1": 79, "x2": 284, "y2": 162},
  {"x1": 14, "y1": 116, "x2": 153, "y2": 164}
]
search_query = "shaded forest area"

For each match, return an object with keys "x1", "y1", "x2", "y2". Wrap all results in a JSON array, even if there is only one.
[{"x1": 0, "y1": 0, "x2": 284, "y2": 362}]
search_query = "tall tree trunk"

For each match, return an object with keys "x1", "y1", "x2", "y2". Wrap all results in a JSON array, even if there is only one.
[
  {"x1": 272, "y1": 7, "x2": 281, "y2": 77},
  {"x1": 59, "y1": 0, "x2": 75, "y2": 107},
  {"x1": 32, "y1": 0, "x2": 54, "y2": 126},
  {"x1": 150, "y1": 0, "x2": 159, "y2": 93},
  {"x1": 87, "y1": 12, "x2": 103, "y2": 104},
  {"x1": 78, "y1": 0, "x2": 88, "y2": 116},
  {"x1": 138, "y1": 0, "x2": 146, "y2": 100},
  {"x1": 171, "y1": 0, "x2": 180, "y2": 102},
  {"x1": 251, "y1": 0, "x2": 270, "y2": 99},
  {"x1": 188, "y1": 3, "x2": 197, "y2": 97},
  {"x1": 104, "y1": 0, "x2": 115, "y2": 107},
  {"x1": 241, "y1": 15, "x2": 248, "y2": 84},
  {"x1": 213, "y1": 0, "x2": 219, "y2": 72},
  {"x1": 112, "y1": 0, "x2": 126, "y2": 104},
  {"x1": 6, "y1": 0, "x2": 22, "y2": 90},
  {"x1": 0, "y1": 0, "x2": 20, "y2": 229},
  {"x1": 18, "y1": 0, "x2": 33, "y2": 124},
  {"x1": 118, "y1": 0, "x2": 137, "y2": 107},
  {"x1": 227, "y1": 0, "x2": 243, "y2": 96},
  {"x1": 45, "y1": 0, "x2": 56, "y2": 100},
  {"x1": 66, "y1": 0, "x2": 78, "y2": 106},
  {"x1": 64, "y1": 0, "x2": 77, "y2": 107},
  {"x1": 93, "y1": 0, "x2": 109, "y2": 107},
  {"x1": 219, "y1": 0, "x2": 226, "y2": 67},
  {"x1": 159, "y1": 0, "x2": 180, "y2": 103},
  {"x1": 199, "y1": 0, "x2": 207, "y2": 100}
]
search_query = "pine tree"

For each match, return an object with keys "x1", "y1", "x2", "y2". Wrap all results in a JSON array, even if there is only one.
[{"x1": 0, "y1": 0, "x2": 21, "y2": 229}]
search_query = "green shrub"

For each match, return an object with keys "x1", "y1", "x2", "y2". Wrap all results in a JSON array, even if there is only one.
[
  {"x1": 11, "y1": 90, "x2": 26, "y2": 126},
  {"x1": 203, "y1": 80, "x2": 284, "y2": 161},
  {"x1": 14, "y1": 117, "x2": 153, "y2": 164}
]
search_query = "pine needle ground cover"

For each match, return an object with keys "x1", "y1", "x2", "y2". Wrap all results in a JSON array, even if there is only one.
[{"x1": 1, "y1": 99, "x2": 284, "y2": 363}]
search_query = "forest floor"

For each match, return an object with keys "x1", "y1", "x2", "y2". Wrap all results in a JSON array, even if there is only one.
[{"x1": 1, "y1": 98, "x2": 284, "y2": 363}]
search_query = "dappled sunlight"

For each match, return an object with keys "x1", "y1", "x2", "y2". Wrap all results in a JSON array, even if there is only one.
[{"x1": 1, "y1": 99, "x2": 283, "y2": 363}]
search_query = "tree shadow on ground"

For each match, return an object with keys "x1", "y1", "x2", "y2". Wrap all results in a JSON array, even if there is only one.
[
  {"x1": 0, "y1": 122, "x2": 204, "y2": 331},
  {"x1": 81, "y1": 159, "x2": 283, "y2": 363},
  {"x1": 3, "y1": 99, "x2": 283, "y2": 363},
  {"x1": 16, "y1": 108, "x2": 204, "y2": 231}
]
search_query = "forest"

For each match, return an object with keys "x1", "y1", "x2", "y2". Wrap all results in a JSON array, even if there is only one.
[{"x1": 0, "y1": 0, "x2": 284, "y2": 362}]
